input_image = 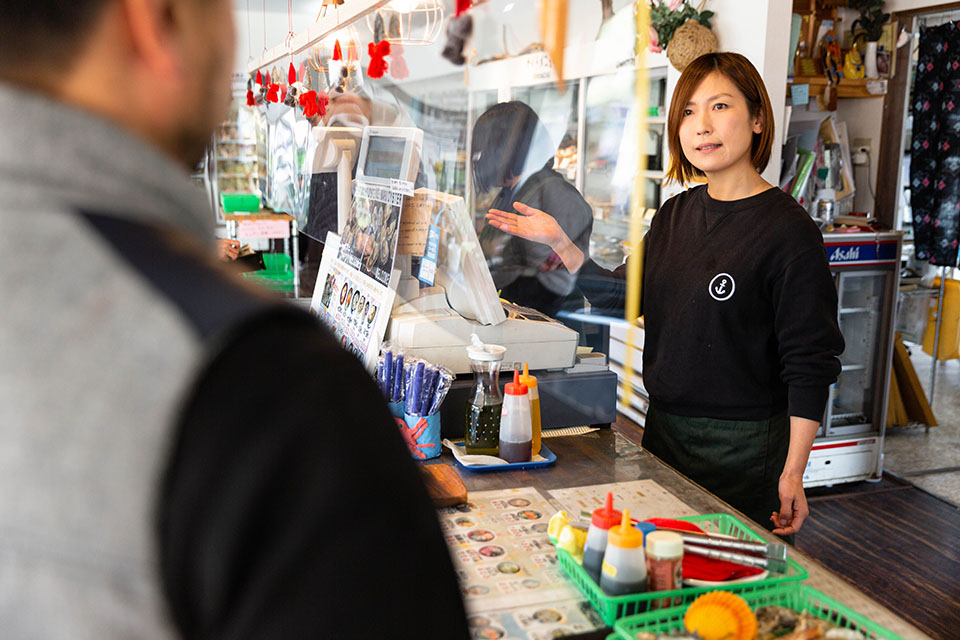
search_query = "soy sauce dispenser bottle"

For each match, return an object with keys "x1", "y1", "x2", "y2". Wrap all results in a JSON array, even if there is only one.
[
  {"x1": 599, "y1": 509, "x2": 648, "y2": 597},
  {"x1": 499, "y1": 369, "x2": 532, "y2": 463},
  {"x1": 582, "y1": 492, "x2": 622, "y2": 583},
  {"x1": 465, "y1": 335, "x2": 506, "y2": 455}
]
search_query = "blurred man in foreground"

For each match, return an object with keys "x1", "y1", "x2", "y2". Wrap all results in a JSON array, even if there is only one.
[{"x1": 0, "y1": 1, "x2": 468, "y2": 637}]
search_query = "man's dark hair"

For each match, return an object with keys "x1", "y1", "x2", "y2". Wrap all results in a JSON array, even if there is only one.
[
  {"x1": 471, "y1": 101, "x2": 551, "y2": 194},
  {"x1": 0, "y1": 2, "x2": 112, "y2": 70}
]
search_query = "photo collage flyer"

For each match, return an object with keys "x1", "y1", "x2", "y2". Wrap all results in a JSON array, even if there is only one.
[
  {"x1": 336, "y1": 181, "x2": 404, "y2": 288},
  {"x1": 311, "y1": 232, "x2": 396, "y2": 372}
]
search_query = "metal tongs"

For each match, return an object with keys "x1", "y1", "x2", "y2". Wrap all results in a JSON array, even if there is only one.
[{"x1": 657, "y1": 527, "x2": 789, "y2": 574}]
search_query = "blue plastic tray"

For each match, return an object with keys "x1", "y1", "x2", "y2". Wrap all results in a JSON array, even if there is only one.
[{"x1": 450, "y1": 442, "x2": 557, "y2": 473}]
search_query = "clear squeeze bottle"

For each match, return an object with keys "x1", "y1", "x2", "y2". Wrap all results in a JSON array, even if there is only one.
[
  {"x1": 499, "y1": 370, "x2": 532, "y2": 463},
  {"x1": 465, "y1": 335, "x2": 506, "y2": 455},
  {"x1": 599, "y1": 509, "x2": 648, "y2": 597},
  {"x1": 581, "y1": 492, "x2": 622, "y2": 583},
  {"x1": 518, "y1": 362, "x2": 541, "y2": 455}
]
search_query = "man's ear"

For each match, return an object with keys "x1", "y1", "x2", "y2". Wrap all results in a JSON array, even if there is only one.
[{"x1": 119, "y1": 0, "x2": 179, "y2": 76}]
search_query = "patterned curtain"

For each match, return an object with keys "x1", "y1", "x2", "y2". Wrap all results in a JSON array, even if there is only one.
[{"x1": 910, "y1": 21, "x2": 960, "y2": 267}]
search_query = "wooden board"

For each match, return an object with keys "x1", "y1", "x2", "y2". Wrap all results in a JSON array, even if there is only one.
[
  {"x1": 420, "y1": 463, "x2": 467, "y2": 507},
  {"x1": 892, "y1": 333, "x2": 938, "y2": 427},
  {"x1": 886, "y1": 363, "x2": 907, "y2": 427}
]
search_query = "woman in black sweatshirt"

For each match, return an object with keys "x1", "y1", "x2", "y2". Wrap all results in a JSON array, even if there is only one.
[{"x1": 485, "y1": 53, "x2": 844, "y2": 537}]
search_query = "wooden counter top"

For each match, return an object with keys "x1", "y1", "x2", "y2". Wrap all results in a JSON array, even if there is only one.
[{"x1": 429, "y1": 428, "x2": 932, "y2": 639}]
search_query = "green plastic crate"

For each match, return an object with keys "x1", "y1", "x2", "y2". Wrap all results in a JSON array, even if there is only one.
[
  {"x1": 242, "y1": 252, "x2": 293, "y2": 289},
  {"x1": 220, "y1": 193, "x2": 261, "y2": 213},
  {"x1": 556, "y1": 513, "x2": 808, "y2": 626},
  {"x1": 612, "y1": 583, "x2": 906, "y2": 640}
]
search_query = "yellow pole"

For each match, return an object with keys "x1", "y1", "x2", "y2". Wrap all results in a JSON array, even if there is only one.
[{"x1": 621, "y1": 2, "x2": 650, "y2": 415}]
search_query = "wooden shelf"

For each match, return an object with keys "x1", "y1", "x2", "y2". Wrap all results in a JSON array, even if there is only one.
[{"x1": 788, "y1": 76, "x2": 888, "y2": 99}]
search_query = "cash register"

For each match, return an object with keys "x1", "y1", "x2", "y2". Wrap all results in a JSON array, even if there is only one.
[{"x1": 353, "y1": 127, "x2": 579, "y2": 375}]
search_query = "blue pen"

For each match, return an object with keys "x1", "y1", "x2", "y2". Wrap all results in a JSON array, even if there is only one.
[
  {"x1": 428, "y1": 370, "x2": 451, "y2": 416},
  {"x1": 392, "y1": 354, "x2": 404, "y2": 403},
  {"x1": 377, "y1": 358, "x2": 384, "y2": 396},
  {"x1": 383, "y1": 350, "x2": 392, "y2": 398},
  {"x1": 409, "y1": 361, "x2": 425, "y2": 416},
  {"x1": 420, "y1": 367, "x2": 439, "y2": 416}
]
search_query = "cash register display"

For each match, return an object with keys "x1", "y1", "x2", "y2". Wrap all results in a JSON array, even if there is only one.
[
  {"x1": 356, "y1": 126, "x2": 423, "y2": 186},
  {"x1": 362, "y1": 136, "x2": 407, "y2": 179}
]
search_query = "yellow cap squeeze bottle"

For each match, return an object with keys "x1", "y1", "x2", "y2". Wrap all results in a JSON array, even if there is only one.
[
  {"x1": 599, "y1": 509, "x2": 647, "y2": 597},
  {"x1": 519, "y1": 363, "x2": 541, "y2": 455}
]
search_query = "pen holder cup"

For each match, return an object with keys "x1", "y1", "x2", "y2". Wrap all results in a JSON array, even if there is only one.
[
  {"x1": 399, "y1": 411, "x2": 442, "y2": 460},
  {"x1": 388, "y1": 401, "x2": 405, "y2": 419}
]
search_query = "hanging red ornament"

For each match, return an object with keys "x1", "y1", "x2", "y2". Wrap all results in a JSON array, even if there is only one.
[
  {"x1": 316, "y1": 91, "x2": 329, "y2": 117},
  {"x1": 367, "y1": 41, "x2": 391, "y2": 79},
  {"x1": 255, "y1": 69, "x2": 263, "y2": 85},
  {"x1": 288, "y1": 62, "x2": 297, "y2": 85},
  {"x1": 299, "y1": 90, "x2": 318, "y2": 117},
  {"x1": 265, "y1": 71, "x2": 272, "y2": 85},
  {"x1": 389, "y1": 43, "x2": 409, "y2": 80},
  {"x1": 332, "y1": 39, "x2": 343, "y2": 61},
  {"x1": 265, "y1": 83, "x2": 280, "y2": 103},
  {"x1": 455, "y1": 0, "x2": 472, "y2": 17},
  {"x1": 246, "y1": 89, "x2": 255, "y2": 106},
  {"x1": 280, "y1": 85, "x2": 288, "y2": 104}
]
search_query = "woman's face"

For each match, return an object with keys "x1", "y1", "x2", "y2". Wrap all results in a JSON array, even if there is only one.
[{"x1": 678, "y1": 72, "x2": 762, "y2": 179}]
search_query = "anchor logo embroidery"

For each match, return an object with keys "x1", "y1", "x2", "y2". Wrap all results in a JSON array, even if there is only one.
[{"x1": 708, "y1": 273, "x2": 735, "y2": 301}]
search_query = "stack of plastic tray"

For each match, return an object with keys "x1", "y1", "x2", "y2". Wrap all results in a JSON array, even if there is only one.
[
  {"x1": 556, "y1": 513, "x2": 808, "y2": 626},
  {"x1": 220, "y1": 193, "x2": 261, "y2": 214},
  {"x1": 242, "y1": 252, "x2": 293, "y2": 290},
  {"x1": 611, "y1": 583, "x2": 905, "y2": 640}
]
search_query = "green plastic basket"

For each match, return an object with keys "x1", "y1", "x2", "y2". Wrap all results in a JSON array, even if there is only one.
[
  {"x1": 612, "y1": 583, "x2": 906, "y2": 640},
  {"x1": 242, "y1": 252, "x2": 293, "y2": 289},
  {"x1": 556, "y1": 513, "x2": 808, "y2": 626},
  {"x1": 220, "y1": 193, "x2": 261, "y2": 213}
]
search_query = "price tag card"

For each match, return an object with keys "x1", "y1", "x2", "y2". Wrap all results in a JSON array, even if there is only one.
[{"x1": 418, "y1": 225, "x2": 440, "y2": 286}]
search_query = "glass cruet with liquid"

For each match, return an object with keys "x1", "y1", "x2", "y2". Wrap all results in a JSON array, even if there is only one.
[{"x1": 465, "y1": 334, "x2": 506, "y2": 455}]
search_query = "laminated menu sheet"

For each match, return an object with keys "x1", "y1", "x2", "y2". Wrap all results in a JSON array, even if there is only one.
[
  {"x1": 549, "y1": 479, "x2": 698, "y2": 522},
  {"x1": 438, "y1": 480, "x2": 696, "y2": 639}
]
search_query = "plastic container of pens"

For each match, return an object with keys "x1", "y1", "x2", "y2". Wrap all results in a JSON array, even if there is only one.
[{"x1": 378, "y1": 346, "x2": 454, "y2": 461}]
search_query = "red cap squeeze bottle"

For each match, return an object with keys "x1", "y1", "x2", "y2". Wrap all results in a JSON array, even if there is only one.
[
  {"x1": 499, "y1": 370, "x2": 532, "y2": 463},
  {"x1": 581, "y1": 492, "x2": 622, "y2": 583}
]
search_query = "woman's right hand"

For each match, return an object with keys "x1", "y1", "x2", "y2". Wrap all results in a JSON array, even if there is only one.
[
  {"x1": 485, "y1": 202, "x2": 585, "y2": 273},
  {"x1": 485, "y1": 202, "x2": 566, "y2": 248}
]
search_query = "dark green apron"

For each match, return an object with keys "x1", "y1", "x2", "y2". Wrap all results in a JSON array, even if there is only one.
[{"x1": 642, "y1": 404, "x2": 789, "y2": 533}]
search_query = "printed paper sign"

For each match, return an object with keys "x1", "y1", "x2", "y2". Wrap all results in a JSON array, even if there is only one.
[
  {"x1": 236, "y1": 218, "x2": 290, "y2": 238},
  {"x1": 397, "y1": 191, "x2": 434, "y2": 256}
]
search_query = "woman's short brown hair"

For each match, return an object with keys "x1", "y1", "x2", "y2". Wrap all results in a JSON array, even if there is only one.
[{"x1": 665, "y1": 52, "x2": 775, "y2": 184}]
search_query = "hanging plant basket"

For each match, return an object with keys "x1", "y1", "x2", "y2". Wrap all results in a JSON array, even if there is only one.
[{"x1": 667, "y1": 19, "x2": 718, "y2": 72}]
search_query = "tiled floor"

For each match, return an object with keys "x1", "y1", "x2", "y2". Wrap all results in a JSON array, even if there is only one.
[{"x1": 883, "y1": 344, "x2": 960, "y2": 506}]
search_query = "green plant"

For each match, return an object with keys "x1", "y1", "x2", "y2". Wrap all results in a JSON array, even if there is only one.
[
  {"x1": 648, "y1": 0, "x2": 714, "y2": 53},
  {"x1": 850, "y1": 0, "x2": 890, "y2": 43}
]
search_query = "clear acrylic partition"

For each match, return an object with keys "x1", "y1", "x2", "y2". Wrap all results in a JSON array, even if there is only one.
[
  {"x1": 583, "y1": 68, "x2": 667, "y2": 270},
  {"x1": 826, "y1": 270, "x2": 889, "y2": 435}
]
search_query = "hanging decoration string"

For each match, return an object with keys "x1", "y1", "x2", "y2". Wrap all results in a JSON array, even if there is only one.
[
  {"x1": 286, "y1": 0, "x2": 296, "y2": 50},
  {"x1": 262, "y1": 0, "x2": 267, "y2": 53}
]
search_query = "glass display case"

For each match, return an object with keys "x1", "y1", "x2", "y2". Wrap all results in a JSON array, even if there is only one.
[{"x1": 827, "y1": 270, "x2": 890, "y2": 434}]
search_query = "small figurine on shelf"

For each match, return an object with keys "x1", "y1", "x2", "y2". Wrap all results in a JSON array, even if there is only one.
[
  {"x1": 820, "y1": 26, "x2": 842, "y2": 110},
  {"x1": 843, "y1": 47, "x2": 865, "y2": 79}
]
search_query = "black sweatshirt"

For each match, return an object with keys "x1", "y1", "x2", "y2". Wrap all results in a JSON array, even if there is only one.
[{"x1": 579, "y1": 185, "x2": 844, "y2": 422}]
